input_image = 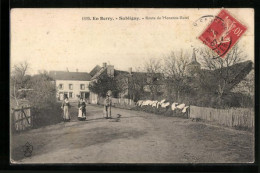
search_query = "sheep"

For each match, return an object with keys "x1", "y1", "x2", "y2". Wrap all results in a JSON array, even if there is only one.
[
  {"x1": 182, "y1": 106, "x2": 189, "y2": 113},
  {"x1": 152, "y1": 101, "x2": 158, "y2": 107},
  {"x1": 176, "y1": 103, "x2": 185, "y2": 109},
  {"x1": 171, "y1": 102, "x2": 178, "y2": 111},
  {"x1": 161, "y1": 102, "x2": 170, "y2": 108}
]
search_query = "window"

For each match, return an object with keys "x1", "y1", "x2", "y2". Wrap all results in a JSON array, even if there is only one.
[
  {"x1": 69, "y1": 84, "x2": 73, "y2": 90},
  {"x1": 69, "y1": 92, "x2": 73, "y2": 98},
  {"x1": 80, "y1": 84, "x2": 85, "y2": 90},
  {"x1": 59, "y1": 84, "x2": 63, "y2": 90}
]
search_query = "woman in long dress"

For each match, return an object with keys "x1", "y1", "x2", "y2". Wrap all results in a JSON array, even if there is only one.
[
  {"x1": 61, "y1": 97, "x2": 70, "y2": 122},
  {"x1": 78, "y1": 98, "x2": 86, "y2": 121}
]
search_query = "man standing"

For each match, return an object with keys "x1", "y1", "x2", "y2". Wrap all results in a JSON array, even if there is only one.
[{"x1": 104, "y1": 94, "x2": 112, "y2": 119}]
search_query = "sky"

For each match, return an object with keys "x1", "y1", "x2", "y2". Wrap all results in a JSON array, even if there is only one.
[{"x1": 11, "y1": 8, "x2": 254, "y2": 75}]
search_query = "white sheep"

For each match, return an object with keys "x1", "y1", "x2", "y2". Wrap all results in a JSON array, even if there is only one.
[
  {"x1": 177, "y1": 103, "x2": 185, "y2": 109},
  {"x1": 140, "y1": 100, "x2": 147, "y2": 107},
  {"x1": 137, "y1": 100, "x2": 141, "y2": 106},
  {"x1": 152, "y1": 101, "x2": 158, "y2": 107},
  {"x1": 171, "y1": 102, "x2": 178, "y2": 111},
  {"x1": 182, "y1": 106, "x2": 189, "y2": 113},
  {"x1": 139, "y1": 100, "x2": 144, "y2": 106},
  {"x1": 147, "y1": 100, "x2": 153, "y2": 106},
  {"x1": 161, "y1": 102, "x2": 170, "y2": 108},
  {"x1": 142, "y1": 100, "x2": 152, "y2": 107}
]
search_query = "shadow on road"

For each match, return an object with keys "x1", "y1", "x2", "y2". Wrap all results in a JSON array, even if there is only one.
[{"x1": 11, "y1": 126, "x2": 147, "y2": 162}]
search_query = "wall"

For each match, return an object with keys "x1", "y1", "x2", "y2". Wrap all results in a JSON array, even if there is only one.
[
  {"x1": 89, "y1": 92, "x2": 98, "y2": 104},
  {"x1": 56, "y1": 80, "x2": 90, "y2": 100},
  {"x1": 189, "y1": 106, "x2": 254, "y2": 129}
]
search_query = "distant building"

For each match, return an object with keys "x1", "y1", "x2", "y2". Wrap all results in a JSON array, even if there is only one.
[
  {"x1": 49, "y1": 71, "x2": 92, "y2": 101},
  {"x1": 89, "y1": 63, "x2": 113, "y2": 104},
  {"x1": 89, "y1": 62, "x2": 164, "y2": 103},
  {"x1": 231, "y1": 69, "x2": 254, "y2": 96}
]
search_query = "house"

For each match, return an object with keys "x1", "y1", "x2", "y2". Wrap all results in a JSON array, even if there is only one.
[
  {"x1": 231, "y1": 69, "x2": 254, "y2": 96},
  {"x1": 49, "y1": 70, "x2": 92, "y2": 101},
  {"x1": 89, "y1": 63, "x2": 164, "y2": 103}
]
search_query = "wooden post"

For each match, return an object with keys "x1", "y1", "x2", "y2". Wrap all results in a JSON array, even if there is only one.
[{"x1": 21, "y1": 107, "x2": 30, "y2": 124}]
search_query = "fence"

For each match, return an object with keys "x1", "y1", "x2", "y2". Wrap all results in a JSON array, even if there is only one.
[
  {"x1": 11, "y1": 106, "x2": 33, "y2": 132},
  {"x1": 189, "y1": 106, "x2": 254, "y2": 129},
  {"x1": 97, "y1": 97, "x2": 135, "y2": 108}
]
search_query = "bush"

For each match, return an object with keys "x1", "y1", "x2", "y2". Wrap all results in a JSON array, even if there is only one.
[
  {"x1": 26, "y1": 73, "x2": 63, "y2": 128},
  {"x1": 32, "y1": 102, "x2": 63, "y2": 128}
]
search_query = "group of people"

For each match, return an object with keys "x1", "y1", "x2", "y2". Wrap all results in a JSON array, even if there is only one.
[{"x1": 61, "y1": 92, "x2": 113, "y2": 122}]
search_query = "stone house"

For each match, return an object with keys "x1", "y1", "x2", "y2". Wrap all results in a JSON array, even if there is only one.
[
  {"x1": 89, "y1": 63, "x2": 164, "y2": 104},
  {"x1": 49, "y1": 70, "x2": 92, "y2": 101}
]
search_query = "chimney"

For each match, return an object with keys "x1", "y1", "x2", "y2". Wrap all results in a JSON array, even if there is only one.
[
  {"x1": 128, "y1": 67, "x2": 132, "y2": 74},
  {"x1": 76, "y1": 68, "x2": 78, "y2": 72},
  {"x1": 107, "y1": 65, "x2": 114, "y2": 77},
  {"x1": 103, "y1": 62, "x2": 107, "y2": 68},
  {"x1": 66, "y1": 67, "x2": 69, "y2": 72}
]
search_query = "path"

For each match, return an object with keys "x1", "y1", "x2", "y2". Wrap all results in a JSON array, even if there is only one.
[{"x1": 11, "y1": 104, "x2": 254, "y2": 163}]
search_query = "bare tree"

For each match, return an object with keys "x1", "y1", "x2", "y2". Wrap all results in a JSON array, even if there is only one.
[
  {"x1": 163, "y1": 50, "x2": 189, "y2": 78},
  {"x1": 199, "y1": 44, "x2": 246, "y2": 70},
  {"x1": 198, "y1": 44, "x2": 248, "y2": 99},
  {"x1": 143, "y1": 58, "x2": 164, "y2": 99},
  {"x1": 163, "y1": 50, "x2": 189, "y2": 101},
  {"x1": 10, "y1": 61, "x2": 30, "y2": 106}
]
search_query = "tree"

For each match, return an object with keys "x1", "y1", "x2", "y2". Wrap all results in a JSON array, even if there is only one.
[
  {"x1": 198, "y1": 44, "x2": 248, "y2": 99},
  {"x1": 26, "y1": 71, "x2": 57, "y2": 109},
  {"x1": 10, "y1": 61, "x2": 31, "y2": 106},
  {"x1": 143, "y1": 58, "x2": 164, "y2": 99},
  {"x1": 162, "y1": 50, "x2": 190, "y2": 101},
  {"x1": 89, "y1": 74, "x2": 121, "y2": 98},
  {"x1": 113, "y1": 67, "x2": 151, "y2": 101}
]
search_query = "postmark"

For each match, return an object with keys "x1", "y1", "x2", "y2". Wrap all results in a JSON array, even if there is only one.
[{"x1": 198, "y1": 9, "x2": 247, "y2": 58}]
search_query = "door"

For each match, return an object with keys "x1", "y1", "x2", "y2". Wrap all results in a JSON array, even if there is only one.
[
  {"x1": 80, "y1": 92, "x2": 89, "y2": 99},
  {"x1": 64, "y1": 92, "x2": 68, "y2": 99},
  {"x1": 85, "y1": 92, "x2": 90, "y2": 99},
  {"x1": 59, "y1": 92, "x2": 64, "y2": 100},
  {"x1": 80, "y1": 92, "x2": 85, "y2": 99}
]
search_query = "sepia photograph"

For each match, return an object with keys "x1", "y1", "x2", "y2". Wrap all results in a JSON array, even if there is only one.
[{"x1": 10, "y1": 8, "x2": 254, "y2": 164}]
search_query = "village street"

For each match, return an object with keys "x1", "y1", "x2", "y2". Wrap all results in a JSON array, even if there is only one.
[{"x1": 11, "y1": 103, "x2": 254, "y2": 163}]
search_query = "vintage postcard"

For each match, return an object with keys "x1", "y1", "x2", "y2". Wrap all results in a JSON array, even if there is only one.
[{"x1": 10, "y1": 8, "x2": 254, "y2": 163}]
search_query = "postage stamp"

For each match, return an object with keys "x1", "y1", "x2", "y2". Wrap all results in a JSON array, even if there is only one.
[{"x1": 198, "y1": 9, "x2": 247, "y2": 58}]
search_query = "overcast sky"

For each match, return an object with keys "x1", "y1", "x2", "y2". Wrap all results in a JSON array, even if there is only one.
[{"x1": 11, "y1": 8, "x2": 254, "y2": 74}]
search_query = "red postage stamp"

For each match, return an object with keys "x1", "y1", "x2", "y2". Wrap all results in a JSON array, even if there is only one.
[{"x1": 198, "y1": 9, "x2": 247, "y2": 58}]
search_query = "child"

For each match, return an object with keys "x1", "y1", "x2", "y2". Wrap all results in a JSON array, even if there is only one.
[{"x1": 78, "y1": 97, "x2": 86, "y2": 121}]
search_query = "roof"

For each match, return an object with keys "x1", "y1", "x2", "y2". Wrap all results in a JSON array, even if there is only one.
[
  {"x1": 91, "y1": 67, "x2": 107, "y2": 80},
  {"x1": 49, "y1": 71, "x2": 92, "y2": 81},
  {"x1": 115, "y1": 70, "x2": 164, "y2": 84},
  {"x1": 196, "y1": 60, "x2": 253, "y2": 92},
  {"x1": 90, "y1": 64, "x2": 164, "y2": 84},
  {"x1": 89, "y1": 65, "x2": 102, "y2": 77}
]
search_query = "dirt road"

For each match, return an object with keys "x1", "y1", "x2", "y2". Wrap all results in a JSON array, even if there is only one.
[{"x1": 11, "y1": 104, "x2": 254, "y2": 163}]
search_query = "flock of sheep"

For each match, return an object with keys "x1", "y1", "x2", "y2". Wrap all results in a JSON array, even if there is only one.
[{"x1": 136, "y1": 99, "x2": 189, "y2": 113}]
